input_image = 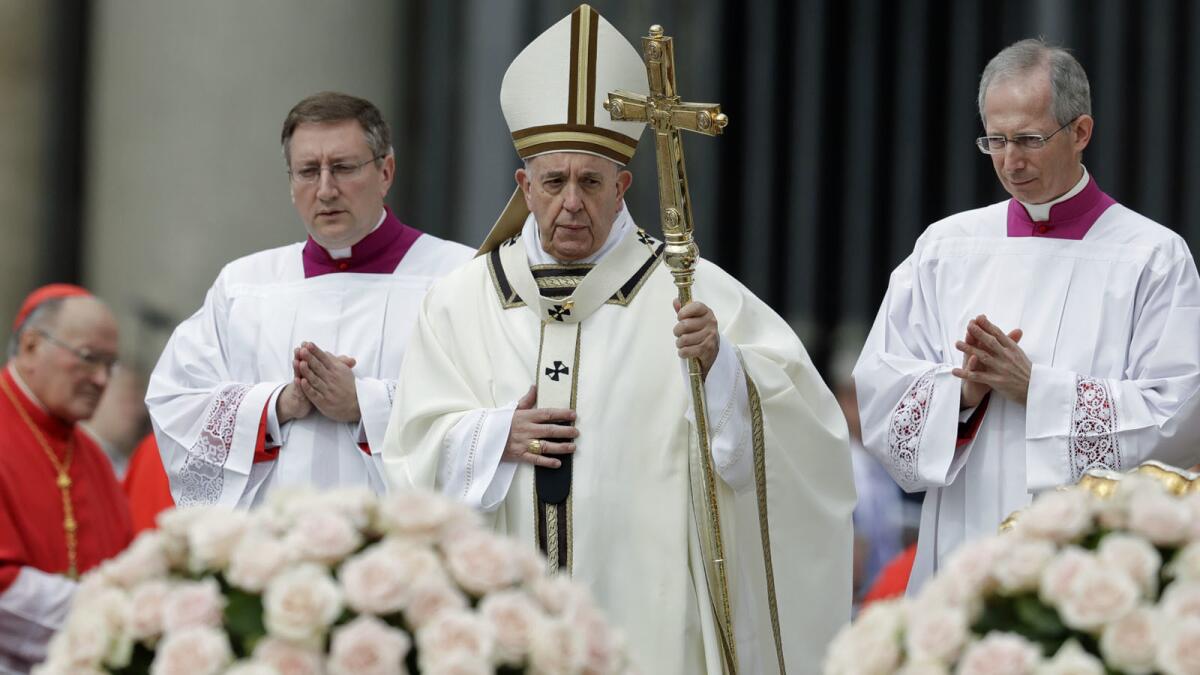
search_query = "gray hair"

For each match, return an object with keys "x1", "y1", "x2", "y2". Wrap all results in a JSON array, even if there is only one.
[
  {"x1": 280, "y1": 91, "x2": 393, "y2": 166},
  {"x1": 7, "y1": 299, "x2": 65, "y2": 359},
  {"x1": 977, "y1": 38, "x2": 1091, "y2": 126}
]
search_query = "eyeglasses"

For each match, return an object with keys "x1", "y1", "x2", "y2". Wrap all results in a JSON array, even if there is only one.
[
  {"x1": 976, "y1": 117, "x2": 1079, "y2": 154},
  {"x1": 36, "y1": 330, "x2": 118, "y2": 374},
  {"x1": 288, "y1": 155, "x2": 384, "y2": 184}
]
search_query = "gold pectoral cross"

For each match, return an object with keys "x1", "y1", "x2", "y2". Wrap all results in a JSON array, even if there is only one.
[{"x1": 605, "y1": 25, "x2": 739, "y2": 675}]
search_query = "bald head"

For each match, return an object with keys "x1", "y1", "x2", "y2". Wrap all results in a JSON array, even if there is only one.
[{"x1": 11, "y1": 295, "x2": 119, "y2": 424}]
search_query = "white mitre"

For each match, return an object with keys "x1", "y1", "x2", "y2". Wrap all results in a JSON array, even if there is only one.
[{"x1": 478, "y1": 4, "x2": 647, "y2": 254}]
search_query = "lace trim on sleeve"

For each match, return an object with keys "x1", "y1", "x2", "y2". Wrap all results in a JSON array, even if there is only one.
[
  {"x1": 1069, "y1": 375, "x2": 1120, "y2": 481},
  {"x1": 178, "y1": 384, "x2": 251, "y2": 506},
  {"x1": 887, "y1": 371, "x2": 935, "y2": 485},
  {"x1": 385, "y1": 380, "x2": 398, "y2": 406}
]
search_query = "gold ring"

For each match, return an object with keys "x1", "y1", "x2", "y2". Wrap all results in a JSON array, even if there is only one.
[{"x1": 527, "y1": 439, "x2": 542, "y2": 455}]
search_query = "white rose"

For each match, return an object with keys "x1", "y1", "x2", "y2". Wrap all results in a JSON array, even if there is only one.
[
  {"x1": 823, "y1": 601, "x2": 904, "y2": 675},
  {"x1": 224, "y1": 662, "x2": 281, "y2": 675},
  {"x1": 1168, "y1": 542, "x2": 1200, "y2": 582},
  {"x1": 572, "y1": 603, "x2": 626, "y2": 675},
  {"x1": 1097, "y1": 533, "x2": 1161, "y2": 598},
  {"x1": 100, "y1": 531, "x2": 169, "y2": 588},
  {"x1": 404, "y1": 576, "x2": 468, "y2": 629},
  {"x1": 149, "y1": 626, "x2": 233, "y2": 675},
  {"x1": 1160, "y1": 581, "x2": 1200, "y2": 621},
  {"x1": 161, "y1": 578, "x2": 226, "y2": 633},
  {"x1": 156, "y1": 507, "x2": 215, "y2": 569},
  {"x1": 128, "y1": 580, "x2": 171, "y2": 640},
  {"x1": 896, "y1": 662, "x2": 949, "y2": 675},
  {"x1": 1128, "y1": 489, "x2": 1191, "y2": 546},
  {"x1": 339, "y1": 542, "x2": 442, "y2": 616},
  {"x1": 416, "y1": 610, "x2": 495, "y2": 670},
  {"x1": 65, "y1": 584, "x2": 134, "y2": 668},
  {"x1": 479, "y1": 591, "x2": 546, "y2": 666},
  {"x1": 442, "y1": 530, "x2": 523, "y2": 596},
  {"x1": 421, "y1": 653, "x2": 491, "y2": 675},
  {"x1": 1016, "y1": 489, "x2": 1093, "y2": 543},
  {"x1": 992, "y1": 538, "x2": 1057, "y2": 594},
  {"x1": 528, "y1": 575, "x2": 591, "y2": 617},
  {"x1": 940, "y1": 535, "x2": 1005, "y2": 601},
  {"x1": 312, "y1": 488, "x2": 378, "y2": 531},
  {"x1": 226, "y1": 529, "x2": 293, "y2": 593},
  {"x1": 186, "y1": 508, "x2": 251, "y2": 573},
  {"x1": 285, "y1": 509, "x2": 363, "y2": 566},
  {"x1": 527, "y1": 616, "x2": 588, "y2": 675},
  {"x1": 252, "y1": 638, "x2": 325, "y2": 675},
  {"x1": 262, "y1": 563, "x2": 344, "y2": 644},
  {"x1": 1039, "y1": 548, "x2": 1100, "y2": 607},
  {"x1": 1056, "y1": 563, "x2": 1139, "y2": 631},
  {"x1": 1183, "y1": 493, "x2": 1200, "y2": 540},
  {"x1": 1158, "y1": 616, "x2": 1200, "y2": 675},
  {"x1": 327, "y1": 615, "x2": 411, "y2": 675},
  {"x1": 903, "y1": 604, "x2": 968, "y2": 665},
  {"x1": 375, "y1": 491, "x2": 479, "y2": 543},
  {"x1": 956, "y1": 633, "x2": 1042, "y2": 675},
  {"x1": 1099, "y1": 605, "x2": 1160, "y2": 675},
  {"x1": 1034, "y1": 640, "x2": 1104, "y2": 675},
  {"x1": 55, "y1": 608, "x2": 111, "y2": 667}
]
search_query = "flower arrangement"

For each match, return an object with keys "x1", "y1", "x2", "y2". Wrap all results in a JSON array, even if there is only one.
[
  {"x1": 36, "y1": 489, "x2": 633, "y2": 675},
  {"x1": 825, "y1": 468, "x2": 1200, "y2": 675}
]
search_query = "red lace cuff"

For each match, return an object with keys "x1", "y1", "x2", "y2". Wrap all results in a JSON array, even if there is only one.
[{"x1": 956, "y1": 392, "x2": 991, "y2": 448}]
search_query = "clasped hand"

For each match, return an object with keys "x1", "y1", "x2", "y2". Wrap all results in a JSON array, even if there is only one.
[
  {"x1": 952, "y1": 314, "x2": 1032, "y2": 408},
  {"x1": 503, "y1": 386, "x2": 578, "y2": 469},
  {"x1": 276, "y1": 341, "x2": 361, "y2": 423}
]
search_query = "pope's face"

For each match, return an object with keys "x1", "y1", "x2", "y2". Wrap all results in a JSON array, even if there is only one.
[
  {"x1": 287, "y1": 120, "x2": 395, "y2": 250},
  {"x1": 983, "y1": 71, "x2": 1093, "y2": 204},
  {"x1": 516, "y1": 153, "x2": 632, "y2": 262},
  {"x1": 16, "y1": 297, "x2": 119, "y2": 424}
]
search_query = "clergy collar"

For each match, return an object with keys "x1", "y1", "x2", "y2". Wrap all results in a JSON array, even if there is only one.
[
  {"x1": 523, "y1": 204, "x2": 633, "y2": 266},
  {"x1": 1007, "y1": 168, "x2": 1116, "y2": 240},
  {"x1": 3, "y1": 364, "x2": 74, "y2": 439},
  {"x1": 301, "y1": 207, "x2": 423, "y2": 278}
]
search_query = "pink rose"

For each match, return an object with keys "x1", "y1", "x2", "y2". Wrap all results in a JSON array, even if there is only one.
[
  {"x1": 1128, "y1": 489, "x2": 1191, "y2": 546},
  {"x1": 375, "y1": 491, "x2": 479, "y2": 544},
  {"x1": 285, "y1": 509, "x2": 363, "y2": 566},
  {"x1": 528, "y1": 576, "x2": 591, "y2": 617},
  {"x1": 1016, "y1": 489, "x2": 1093, "y2": 543},
  {"x1": 1160, "y1": 581, "x2": 1200, "y2": 621},
  {"x1": 327, "y1": 615, "x2": 411, "y2": 675},
  {"x1": 226, "y1": 530, "x2": 293, "y2": 593},
  {"x1": 156, "y1": 507, "x2": 214, "y2": 569},
  {"x1": 896, "y1": 662, "x2": 949, "y2": 675},
  {"x1": 263, "y1": 563, "x2": 344, "y2": 644},
  {"x1": 187, "y1": 509, "x2": 251, "y2": 573},
  {"x1": 1158, "y1": 616, "x2": 1200, "y2": 675},
  {"x1": 823, "y1": 601, "x2": 904, "y2": 675},
  {"x1": 939, "y1": 535, "x2": 1005, "y2": 601},
  {"x1": 421, "y1": 653, "x2": 490, "y2": 675},
  {"x1": 253, "y1": 638, "x2": 325, "y2": 675},
  {"x1": 1039, "y1": 548, "x2": 1099, "y2": 607},
  {"x1": 339, "y1": 543, "x2": 441, "y2": 615},
  {"x1": 442, "y1": 531, "x2": 523, "y2": 596},
  {"x1": 479, "y1": 590, "x2": 545, "y2": 666},
  {"x1": 313, "y1": 488, "x2": 378, "y2": 531},
  {"x1": 1097, "y1": 534, "x2": 1161, "y2": 598},
  {"x1": 527, "y1": 616, "x2": 588, "y2": 675},
  {"x1": 161, "y1": 579, "x2": 225, "y2": 633},
  {"x1": 1056, "y1": 564, "x2": 1139, "y2": 632},
  {"x1": 992, "y1": 538, "x2": 1057, "y2": 594},
  {"x1": 224, "y1": 663, "x2": 281, "y2": 675},
  {"x1": 416, "y1": 610, "x2": 495, "y2": 670},
  {"x1": 903, "y1": 605, "x2": 968, "y2": 665},
  {"x1": 100, "y1": 532, "x2": 169, "y2": 588},
  {"x1": 128, "y1": 580, "x2": 171, "y2": 640},
  {"x1": 1170, "y1": 543, "x2": 1200, "y2": 582},
  {"x1": 956, "y1": 633, "x2": 1042, "y2": 675},
  {"x1": 1099, "y1": 606, "x2": 1160, "y2": 675},
  {"x1": 150, "y1": 626, "x2": 233, "y2": 675},
  {"x1": 404, "y1": 576, "x2": 468, "y2": 629},
  {"x1": 1183, "y1": 493, "x2": 1200, "y2": 540}
]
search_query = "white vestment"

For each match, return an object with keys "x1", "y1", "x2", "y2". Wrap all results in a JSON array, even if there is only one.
[
  {"x1": 147, "y1": 232, "x2": 472, "y2": 508},
  {"x1": 383, "y1": 214, "x2": 855, "y2": 674},
  {"x1": 854, "y1": 197, "x2": 1200, "y2": 591}
]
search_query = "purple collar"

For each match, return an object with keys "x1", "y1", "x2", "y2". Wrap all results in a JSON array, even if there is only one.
[
  {"x1": 302, "y1": 208, "x2": 423, "y2": 278},
  {"x1": 1006, "y1": 176, "x2": 1116, "y2": 240}
]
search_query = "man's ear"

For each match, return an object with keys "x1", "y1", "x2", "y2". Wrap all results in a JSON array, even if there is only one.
[
  {"x1": 378, "y1": 152, "x2": 396, "y2": 197},
  {"x1": 1072, "y1": 114, "x2": 1094, "y2": 155},
  {"x1": 515, "y1": 167, "x2": 533, "y2": 207},
  {"x1": 615, "y1": 169, "x2": 633, "y2": 200}
]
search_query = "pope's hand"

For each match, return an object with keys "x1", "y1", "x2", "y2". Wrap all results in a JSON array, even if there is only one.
[
  {"x1": 504, "y1": 385, "x2": 578, "y2": 469},
  {"x1": 673, "y1": 299, "x2": 720, "y2": 379},
  {"x1": 953, "y1": 315, "x2": 1030, "y2": 407},
  {"x1": 295, "y1": 342, "x2": 362, "y2": 423}
]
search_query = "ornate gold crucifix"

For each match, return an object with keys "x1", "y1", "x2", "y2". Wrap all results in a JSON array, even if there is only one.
[{"x1": 605, "y1": 25, "x2": 738, "y2": 674}]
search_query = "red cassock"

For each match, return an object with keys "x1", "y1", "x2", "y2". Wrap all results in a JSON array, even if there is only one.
[
  {"x1": 0, "y1": 367, "x2": 133, "y2": 590},
  {"x1": 123, "y1": 433, "x2": 176, "y2": 534}
]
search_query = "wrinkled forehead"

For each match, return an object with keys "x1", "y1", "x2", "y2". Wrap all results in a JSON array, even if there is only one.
[
  {"x1": 52, "y1": 297, "x2": 118, "y2": 343},
  {"x1": 528, "y1": 151, "x2": 622, "y2": 176},
  {"x1": 983, "y1": 71, "x2": 1054, "y2": 129}
]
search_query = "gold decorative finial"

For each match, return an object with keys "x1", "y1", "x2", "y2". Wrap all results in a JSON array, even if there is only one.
[{"x1": 649, "y1": 25, "x2": 664, "y2": 37}]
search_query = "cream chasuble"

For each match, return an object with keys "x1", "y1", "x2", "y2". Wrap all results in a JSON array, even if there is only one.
[{"x1": 383, "y1": 219, "x2": 855, "y2": 674}]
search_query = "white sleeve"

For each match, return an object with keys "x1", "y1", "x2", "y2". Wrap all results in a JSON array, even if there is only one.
[
  {"x1": 353, "y1": 377, "x2": 396, "y2": 454},
  {"x1": 853, "y1": 250, "x2": 971, "y2": 492},
  {"x1": 439, "y1": 402, "x2": 520, "y2": 511},
  {"x1": 1024, "y1": 246, "x2": 1200, "y2": 489},
  {"x1": 681, "y1": 336, "x2": 755, "y2": 492},
  {"x1": 145, "y1": 272, "x2": 282, "y2": 507},
  {"x1": 0, "y1": 567, "x2": 75, "y2": 667}
]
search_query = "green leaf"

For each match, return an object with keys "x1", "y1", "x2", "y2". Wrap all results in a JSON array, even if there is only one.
[
  {"x1": 1013, "y1": 595, "x2": 1067, "y2": 639},
  {"x1": 224, "y1": 587, "x2": 267, "y2": 657}
]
